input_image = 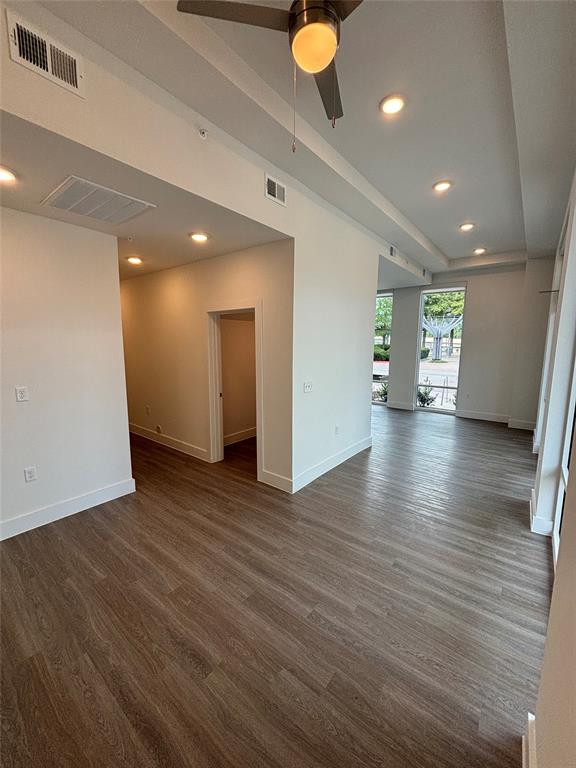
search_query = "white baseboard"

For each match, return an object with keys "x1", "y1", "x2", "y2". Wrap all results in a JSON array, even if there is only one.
[
  {"x1": 224, "y1": 427, "x2": 256, "y2": 446},
  {"x1": 292, "y1": 436, "x2": 372, "y2": 493},
  {"x1": 0, "y1": 478, "x2": 136, "y2": 541},
  {"x1": 530, "y1": 489, "x2": 553, "y2": 536},
  {"x1": 508, "y1": 419, "x2": 536, "y2": 431},
  {"x1": 522, "y1": 713, "x2": 538, "y2": 768},
  {"x1": 259, "y1": 468, "x2": 293, "y2": 494},
  {"x1": 455, "y1": 408, "x2": 509, "y2": 424},
  {"x1": 130, "y1": 423, "x2": 208, "y2": 461},
  {"x1": 386, "y1": 401, "x2": 415, "y2": 411}
]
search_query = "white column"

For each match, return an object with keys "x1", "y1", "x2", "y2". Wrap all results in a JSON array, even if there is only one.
[{"x1": 387, "y1": 287, "x2": 422, "y2": 410}]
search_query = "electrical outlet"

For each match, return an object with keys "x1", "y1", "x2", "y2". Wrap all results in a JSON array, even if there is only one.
[
  {"x1": 155, "y1": 425, "x2": 162, "y2": 434},
  {"x1": 303, "y1": 381, "x2": 313, "y2": 393},
  {"x1": 24, "y1": 466, "x2": 37, "y2": 483},
  {"x1": 335, "y1": 425, "x2": 340, "y2": 435},
  {"x1": 145, "y1": 404, "x2": 151, "y2": 415},
  {"x1": 15, "y1": 386, "x2": 29, "y2": 402}
]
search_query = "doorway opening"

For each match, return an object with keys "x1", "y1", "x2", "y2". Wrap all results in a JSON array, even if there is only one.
[
  {"x1": 372, "y1": 292, "x2": 393, "y2": 405},
  {"x1": 417, "y1": 288, "x2": 466, "y2": 412},
  {"x1": 207, "y1": 302, "x2": 263, "y2": 481},
  {"x1": 221, "y1": 310, "x2": 257, "y2": 475}
]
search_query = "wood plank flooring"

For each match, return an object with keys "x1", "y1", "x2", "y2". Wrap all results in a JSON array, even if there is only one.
[{"x1": 1, "y1": 407, "x2": 552, "y2": 767}]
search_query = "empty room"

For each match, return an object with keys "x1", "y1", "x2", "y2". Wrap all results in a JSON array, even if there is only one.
[{"x1": 1, "y1": 2, "x2": 575, "y2": 767}]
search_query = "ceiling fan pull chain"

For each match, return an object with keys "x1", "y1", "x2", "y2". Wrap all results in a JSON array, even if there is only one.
[
  {"x1": 292, "y1": 60, "x2": 297, "y2": 153},
  {"x1": 332, "y1": 57, "x2": 336, "y2": 128}
]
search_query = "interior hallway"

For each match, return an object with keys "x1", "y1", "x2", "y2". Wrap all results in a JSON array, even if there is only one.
[{"x1": 1, "y1": 408, "x2": 552, "y2": 768}]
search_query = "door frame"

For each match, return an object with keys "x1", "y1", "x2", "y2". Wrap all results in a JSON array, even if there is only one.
[{"x1": 206, "y1": 299, "x2": 263, "y2": 481}]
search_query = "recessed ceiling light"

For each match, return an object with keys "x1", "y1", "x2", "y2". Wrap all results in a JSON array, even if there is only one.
[
  {"x1": 473, "y1": 247, "x2": 486, "y2": 256},
  {"x1": 459, "y1": 222, "x2": 475, "y2": 232},
  {"x1": 433, "y1": 180, "x2": 452, "y2": 193},
  {"x1": 0, "y1": 166, "x2": 17, "y2": 184},
  {"x1": 127, "y1": 256, "x2": 143, "y2": 265},
  {"x1": 380, "y1": 95, "x2": 405, "y2": 115},
  {"x1": 190, "y1": 232, "x2": 209, "y2": 243}
]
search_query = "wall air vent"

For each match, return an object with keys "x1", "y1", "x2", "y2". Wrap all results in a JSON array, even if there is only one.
[
  {"x1": 265, "y1": 174, "x2": 286, "y2": 206},
  {"x1": 389, "y1": 245, "x2": 397, "y2": 258},
  {"x1": 6, "y1": 10, "x2": 85, "y2": 97},
  {"x1": 42, "y1": 176, "x2": 156, "y2": 225}
]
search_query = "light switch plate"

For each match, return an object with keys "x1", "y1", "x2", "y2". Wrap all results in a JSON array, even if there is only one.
[
  {"x1": 15, "y1": 386, "x2": 29, "y2": 402},
  {"x1": 24, "y1": 466, "x2": 37, "y2": 483}
]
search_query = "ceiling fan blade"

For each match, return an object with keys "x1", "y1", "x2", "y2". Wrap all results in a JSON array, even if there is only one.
[
  {"x1": 314, "y1": 60, "x2": 343, "y2": 121},
  {"x1": 176, "y1": 1, "x2": 290, "y2": 32},
  {"x1": 331, "y1": 1, "x2": 364, "y2": 21}
]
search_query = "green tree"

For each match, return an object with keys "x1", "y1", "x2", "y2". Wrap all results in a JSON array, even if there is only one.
[
  {"x1": 375, "y1": 296, "x2": 393, "y2": 344},
  {"x1": 423, "y1": 291, "x2": 465, "y2": 318}
]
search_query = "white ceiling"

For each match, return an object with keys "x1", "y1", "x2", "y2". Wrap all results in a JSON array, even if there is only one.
[
  {"x1": 201, "y1": 0, "x2": 575, "y2": 259},
  {"x1": 204, "y1": 0, "x2": 527, "y2": 261},
  {"x1": 0, "y1": 112, "x2": 286, "y2": 280},
  {"x1": 27, "y1": 1, "x2": 576, "y2": 272}
]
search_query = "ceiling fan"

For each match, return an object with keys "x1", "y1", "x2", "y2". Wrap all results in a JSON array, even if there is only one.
[{"x1": 176, "y1": 1, "x2": 364, "y2": 122}]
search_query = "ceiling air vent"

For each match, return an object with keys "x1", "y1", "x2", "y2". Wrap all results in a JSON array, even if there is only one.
[
  {"x1": 265, "y1": 174, "x2": 286, "y2": 206},
  {"x1": 6, "y1": 10, "x2": 85, "y2": 97},
  {"x1": 42, "y1": 176, "x2": 156, "y2": 225}
]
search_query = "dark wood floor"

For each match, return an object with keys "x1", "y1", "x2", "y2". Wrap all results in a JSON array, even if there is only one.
[{"x1": 1, "y1": 408, "x2": 552, "y2": 768}]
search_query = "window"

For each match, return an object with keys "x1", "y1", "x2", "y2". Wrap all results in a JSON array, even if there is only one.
[
  {"x1": 372, "y1": 293, "x2": 393, "y2": 405},
  {"x1": 417, "y1": 288, "x2": 465, "y2": 411},
  {"x1": 553, "y1": 359, "x2": 576, "y2": 564}
]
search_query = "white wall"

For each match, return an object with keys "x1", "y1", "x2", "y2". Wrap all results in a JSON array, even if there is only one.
[
  {"x1": 0, "y1": 3, "x2": 385, "y2": 493},
  {"x1": 291, "y1": 208, "x2": 380, "y2": 488},
  {"x1": 509, "y1": 257, "x2": 555, "y2": 430},
  {"x1": 455, "y1": 267, "x2": 526, "y2": 423},
  {"x1": 121, "y1": 240, "x2": 293, "y2": 487},
  {"x1": 0, "y1": 208, "x2": 134, "y2": 539},
  {"x1": 221, "y1": 313, "x2": 256, "y2": 445},
  {"x1": 386, "y1": 263, "x2": 553, "y2": 426},
  {"x1": 531, "y1": 427, "x2": 576, "y2": 768}
]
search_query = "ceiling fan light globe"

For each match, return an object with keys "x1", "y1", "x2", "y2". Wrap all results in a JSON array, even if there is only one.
[{"x1": 291, "y1": 21, "x2": 338, "y2": 74}]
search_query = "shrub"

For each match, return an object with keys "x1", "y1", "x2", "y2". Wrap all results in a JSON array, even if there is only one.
[
  {"x1": 374, "y1": 345, "x2": 391, "y2": 361},
  {"x1": 373, "y1": 345, "x2": 385, "y2": 361},
  {"x1": 372, "y1": 381, "x2": 388, "y2": 403},
  {"x1": 420, "y1": 348, "x2": 430, "y2": 359},
  {"x1": 417, "y1": 378, "x2": 437, "y2": 407}
]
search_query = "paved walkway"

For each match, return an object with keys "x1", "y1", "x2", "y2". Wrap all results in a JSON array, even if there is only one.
[
  {"x1": 373, "y1": 355, "x2": 461, "y2": 410},
  {"x1": 374, "y1": 355, "x2": 461, "y2": 388}
]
